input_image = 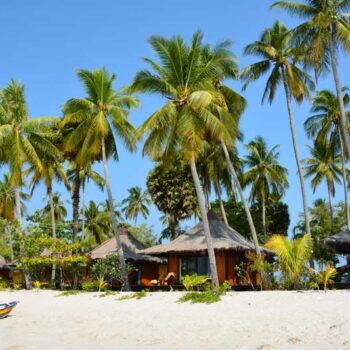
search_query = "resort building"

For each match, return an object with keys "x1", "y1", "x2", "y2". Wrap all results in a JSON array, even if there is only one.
[{"x1": 141, "y1": 210, "x2": 272, "y2": 286}]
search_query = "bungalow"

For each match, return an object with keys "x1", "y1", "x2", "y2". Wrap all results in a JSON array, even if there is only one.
[
  {"x1": 141, "y1": 210, "x2": 272, "y2": 286},
  {"x1": 89, "y1": 227, "x2": 166, "y2": 287}
]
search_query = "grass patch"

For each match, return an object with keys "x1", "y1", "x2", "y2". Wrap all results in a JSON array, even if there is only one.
[
  {"x1": 116, "y1": 289, "x2": 148, "y2": 301},
  {"x1": 99, "y1": 290, "x2": 118, "y2": 298},
  {"x1": 55, "y1": 290, "x2": 82, "y2": 297},
  {"x1": 178, "y1": 290, "x2": 222, "y2": 304}
]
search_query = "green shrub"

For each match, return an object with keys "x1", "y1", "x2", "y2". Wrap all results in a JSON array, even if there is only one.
[
  {"x1": 219, "y1": 280, "x2": 231, "y2": 294},
  {"x1": 81, "y1": 280, "x2": 101, "y2": 292},
  {"x1": 182, "y1": 274, "x2": 209, "y2": 291},
  {"x1": 0, "y1": 277, "x2": 9, "y2": 290},
  {"x1": 116, "y1": 289, "x2": 149, "y2": 301},
  {"x1": 178, "y1": 289, "x2": 221, "y2": 304},
  {"x1": 56, "y1": 290, "x2": 82, "y2": 297}
]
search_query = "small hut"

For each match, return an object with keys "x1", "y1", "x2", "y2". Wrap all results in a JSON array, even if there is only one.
[
  {"x1": 89, "y1": 227, "x2": 166, "y2": 287},
  {"x1": 141, "y1": 210, "x2": 272, "y2": 286}
]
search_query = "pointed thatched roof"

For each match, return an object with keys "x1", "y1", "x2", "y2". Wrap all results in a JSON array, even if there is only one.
[
  {"x1": 142, "y1": 210, "x2": 272, "y2": 256},
  {"x1": 322, "y1": 231, "x2": 350, "y2": 255},
  {"x1": 89, "y1": 227, "x2": 166, "y2": 264}
]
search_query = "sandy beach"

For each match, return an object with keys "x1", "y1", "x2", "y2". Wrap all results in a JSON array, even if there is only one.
[{"x1": 0, "y1": 290, "x2": 349, "y2": 350}]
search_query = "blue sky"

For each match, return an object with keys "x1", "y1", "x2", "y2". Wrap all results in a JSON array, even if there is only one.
[{"x1": 1, "y1": 0, "x2": 349, "y2": 237}]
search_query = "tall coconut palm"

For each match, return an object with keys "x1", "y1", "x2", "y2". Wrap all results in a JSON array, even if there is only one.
[
  {"x1": 244, "y1": 136, "x2": 289, "y2": 239},
  {"x1": 41, "y1": 192, "x2": 68, "y2": 224},
  {"x1": 67, "y1": 164, "x2": 105, "y2": 243},
  {"x1": 272, "y1": 0, "x2": 350, "y2": 158},
  {"x1": 84, "y1": 200, "x2": 111, "y2": 248},
  {"x1": 0, "y1": 172, "x2": 28, "y2": 263},
  {"x1": 122, "y1": 186, "x2": 151, "y2": 223},
  {"x1": 241, "y1": 21, "x2": 315, "y2": 240},
  {"x1": 62, "y1": 68, "x2": 138, "y2": 291},
  {"x1": 304, "y1": 88, "x2": 350, "y2": 230},
  {"x1": 303, "y1": 140, "x2": 342, "y2": 228},
  {"x1": 25, "y1": 158, "x2": 70, "y2": 284},
  {"x1": 130, "y1": 32, "x2": 236, "y2": 287},
  {"x1": 0, "y1": 80, "x2": 60, "y2": 288}
]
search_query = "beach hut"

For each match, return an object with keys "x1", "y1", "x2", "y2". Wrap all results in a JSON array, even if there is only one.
[
  {"x1": 89, "y1": 227, "x2": 166, "y2": 287},
  {"x1": 141, "y1": 210, "x2": 272, "y2": 287}
]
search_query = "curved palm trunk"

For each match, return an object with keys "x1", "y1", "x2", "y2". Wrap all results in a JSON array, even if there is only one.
[
  {"x1": 48, "y1": 187, "x2": 57, "y2": 285},
  {"x1": 190, "y1": 156, "x2": 219, "y2": 288},
  {"x1": 262, "y1": 196, "x2": 267, "y2": 240},
  {"x1": 215, "y1": 182, "x2": 228, "y2": 225},
  {"x1": 101, "y1": 137, "x2": 130, "y2": 291},
  {"x1": 338, "y1": 131, "x2": 350, "y2": 230},
  {"x1": 281, "y1": 69, "x2": 311, "y2": 235},
  {"x1": 72, "y1": 166, "x2": 81, "y2": 242},
  {"x1": 15, "y1": 187, "x2": 32, "y2": 289},
  {"x1": 329, "y1": 33, "x2": 350, "y2": 159},
  {"x1": 221, "y1": 142, "x2": 261, "y2": 256}
]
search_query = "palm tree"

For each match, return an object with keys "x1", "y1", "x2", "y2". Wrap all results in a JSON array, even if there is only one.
[
  {"x1": 62, "y1": 68, "x2": 138, "y2": 291},
  {"x1": 265, "y1": 233, "x2": 313, "y2": 289},
  {"x1": 67, "y1": 164, "x2": 105, "y2": 243},
  {"x1": 244, "y1": 136, "x2": 289, "y2": 239},
  {"x1": 130, "y1": 32, "x2": 236, "y2": 287},
  {"x1": 241, "y1": 21, "x2": 314, "y2": 240},
  {"x1": 272, "y1": 0, "x2": 350, "y2": 158},
  {"x1": 41, "y1": 192, "x2": 68, "y2": 224},
  {"x1": 0, "y1": 172, "x2": 28, "y2": 263},
  {"x1": 0, "y1": 80, "x2": 60, "y2": 288},
  {"x1": 304, "y1": 88, "x2": 350, "y2": 230},
  {"x1": 122, "y1": 186, "x2": 151, "y2": 223},
  {"x1": 84, "y1": 200, "x2": 111, "y2": 248},
  {"x1": 303, "y1": 140, "x2": 342, "y2": 227}
]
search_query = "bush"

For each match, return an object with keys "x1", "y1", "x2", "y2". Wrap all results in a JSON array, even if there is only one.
[
  {"x1": 116, "y1": 289, "x2": 149, "y2": 301},
  {"x1": 0, "y1": 277, "x2": 9, "y2": 290},
  {"x1": 13, "y1": 271, "x2": 25, "y2": 289},
  {"x1": 178, "y1": 288, "x2": 222, "y2": 304},
  {"x1": 81, "y1": 279, "x2": 101, "y2": 292},
  {"x1": 182, "y1": 274, "x2": 209, "y2": 291}
]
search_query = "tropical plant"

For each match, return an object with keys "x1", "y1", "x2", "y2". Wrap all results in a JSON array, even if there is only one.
[
  {"x1": 84, "y1": 200, "x2": 111, "y2": 246},
  {"x1": 122, "y1": 186, "x2": 151, "y2": 223},
  {"x1": 303, "y1": 140, "x2": 342, "y2": 227},
  {"x1": 0, "y1": 80, "x2": 60, "y2": 288},
  {"x1": 244, "y1": 136, "x2": 289, "y2": 239},
  {"x1": 147, "y1": 159, "x2": 198, "y2": 240},
  {"x1": 131, "y1": 31, "x2": 247, "y2": 287},
  {"x1": 128, "y1": 223, "x2": 158, "y2": 247},
  {"x1": 265, "y1": 233, "x2": 313, "y2": 289},
  {"x1": 272, "y1": 0, "x2": 350, "y2": 158},
  {"x1": 318, "y1": 264, "x2": 337, "y2": 292},
  {"x1": 242, "y1": 21, "x2": 314, "y2": 243},
  {"x1": 62, "y1": 68, "x2": 139, "y2": 291},
  {"x1": 304, "y1": 88, "x2": 350, "y2": 230}
]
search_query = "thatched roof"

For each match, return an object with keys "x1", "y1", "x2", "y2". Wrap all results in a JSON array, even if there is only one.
[
  {"x1": 0, "y1": 255, "x2": 7, "y2": 268},
  {"x1": 322, "y1": 231, "x2": 350, "y2": 255},
  {"x1": 142, "y1": 210, "x2": 272, "y2": 256},
  {"x1": 89, "y1": 227, "x2": 166, "y2": 264}
]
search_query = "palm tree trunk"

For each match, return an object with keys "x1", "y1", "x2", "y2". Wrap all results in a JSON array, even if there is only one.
[
  {"x1": 215, "y1": 182, "x2": 228, "y2": 225},
  {"x1": 5, "y1": 223, "x2": 14, "y2": 263},
  {"x1": 327, "y1": 183, "x2": 334, "y2": 233},
  {"x1": 329, "y1": 32, "x2": 350, "y2": 159},
  {"x1": 281, "y1": 68, "x2": 311, "y2": 235},
  {"x1": 101, "y1": 137, "x2": 130, "y2": 291},
  {"x1": 204, "y1": 188, "x2": 211, "y2": 212},
  {"x1": 338, "y1": 130, "x2": 350, "y2": 230},
  {"x1": 72, "y1": 166, "x2": 81, "y2": 242},
  {"x1": 15, "y1": 187, "x2": 32, "y2": 289},
  {"x1": 221, "y1": 141, "x2": 261, "y2": 255},
  {"x1": 262, "y1": 196, "x2": 267, "y2": 240},
  {"x1": 48, "y1": 187, "x2": 57, "y2": 285},
  {"x1": 81, "y1": 182, "x2": 86, "y2": 248},
  {"x1": 189, "y1": 156, "x2": 219, "y2": 288}
]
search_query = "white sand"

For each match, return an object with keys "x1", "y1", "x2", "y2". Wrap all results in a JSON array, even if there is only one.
[{"x1": 0, "y1": 290, "x2": 349, "y2": 350}]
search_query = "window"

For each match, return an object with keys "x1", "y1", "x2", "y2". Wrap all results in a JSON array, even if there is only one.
[{"x1": 180, "y1": 256, "x2": 209, "y2": 280}]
